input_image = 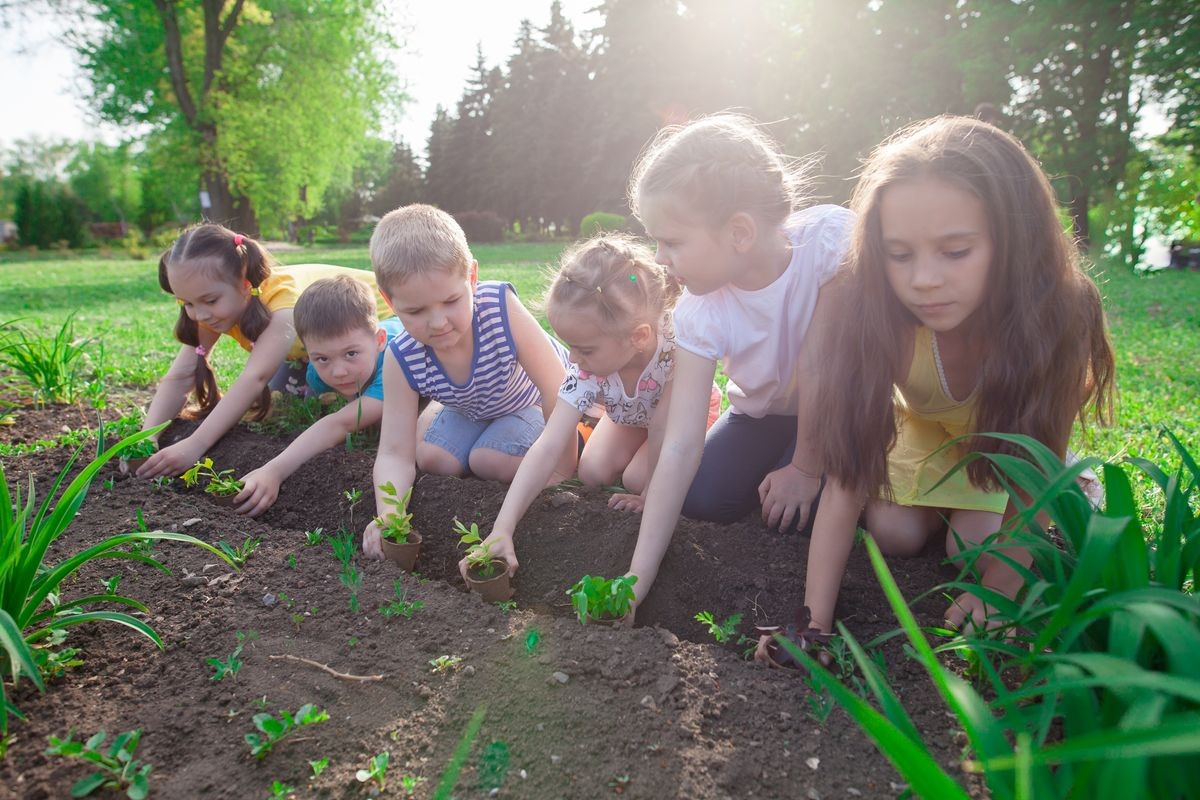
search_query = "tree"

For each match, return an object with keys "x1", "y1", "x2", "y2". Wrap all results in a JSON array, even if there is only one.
[
  {"x1": 67, "y1": 0, "x2": 397, "y2": 235},
  {"x1": 370, "y1": 141, "x2": 425, "y2": 216},
  {"x1": 67, "y1": 142, "x2": 142, "y2": 224}
]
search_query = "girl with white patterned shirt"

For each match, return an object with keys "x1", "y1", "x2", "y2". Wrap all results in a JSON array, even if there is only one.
[{"x1": 461, "y1": 235, "x2": 720, "y2": 582}]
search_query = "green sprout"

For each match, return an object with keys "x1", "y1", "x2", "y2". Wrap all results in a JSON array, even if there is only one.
[
  {"x1": 181, "y1": 457, "x2": 244, "y2": 497},
  {"x1": 374, "y1": 482, "x2": 415, "y2": 544},
  {"x1": 567, "y1": 574, "x2": 637, "y2": 625},
  {"x1": 379, "y1": 580, "x2": 424, "y2": 618},
  {"x1": 455, "y1": 519, "x2": 500, "y2": 578},
  {"x1": 244, "y1": 704, "x2": 329, "y2": 760},
  {"x1": 429, "y1": 655, "x2": 463, "y2": 674},
  {"x1": 45, "y1": 729, "x2": 152, "y2": 799},
  {"x1": 695, "y1": 610, "x2": 742, "y2": 643},
  {"x1": 356, "y1": 751, "x2": 389, "y2": 791},
  {"x1": 217, "y1": 535, "x2": 260, "y2": 567}
]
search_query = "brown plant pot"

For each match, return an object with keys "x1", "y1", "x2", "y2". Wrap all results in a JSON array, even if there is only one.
[
  {"x1": 380, "y1": 530, "x2": 423, "y2": 571},
  {"x1": 209, "y1": 492, "x2": 239, "y2": 507},
  {"x1": 465, "y1": 560, "x2": 512, "y2": 602}
]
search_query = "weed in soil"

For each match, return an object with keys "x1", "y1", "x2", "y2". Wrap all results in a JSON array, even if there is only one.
[
  {"x1": 44, "y1": 728, "x2": 152, "y2": 799},
  {"x1": 309, "y1": 757, "x2": 329, "y2": 777},
  {"x1": 329, "y1": 529, "x2": 362, "y2": 612},
  {"x1": 245, "y1": 703, "x2": 329, "y2": 760},
  {"x1": 355, "y1": 750, "x2": 389, "y2": 791},
  {"x1": 429, "y1": 655, "x2": 463, "y2": 674},
  {"x1": 378, "y1": 579, "x2": 424, "y2": 618},
  {"x1": 217, "y1": 535, "x2": 261, "y2": 567}
]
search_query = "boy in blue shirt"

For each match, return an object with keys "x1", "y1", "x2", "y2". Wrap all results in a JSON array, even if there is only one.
[{"x1": 236, "y1": 274, "x2": 403, "y2": 516}]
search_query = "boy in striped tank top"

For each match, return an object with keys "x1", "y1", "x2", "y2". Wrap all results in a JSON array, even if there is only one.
[{"x1": 361, "y1": 204, "x2": 575, "y2": 559}]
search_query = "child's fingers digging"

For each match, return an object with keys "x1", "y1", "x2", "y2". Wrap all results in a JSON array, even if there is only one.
[{"x1": 944, "y1": 593, "x2": 986, "y2": 632}]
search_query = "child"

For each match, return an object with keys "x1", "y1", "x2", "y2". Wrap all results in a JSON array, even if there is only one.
[
  {"x1": 362, "y1": 204, "x2": 574, "y2": 559},
  {"x1": 622, "y1": 114, "x2": 855, "y2": 612},
  {"x1": 777, "y1": 116, "x2": 1114, "y2": 657},
  {"x1": 234, "y1": 275, "x2": 405, "y2": 516},
  {"x1": 137, "y1": 224, "x2": 390, "y2": 479},
  {"x1": 457, "y1": 235, "x2": 721, "y2": 580}
]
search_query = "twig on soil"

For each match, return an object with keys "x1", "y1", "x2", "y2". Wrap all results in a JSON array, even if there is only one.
[{"x1": 268, "y1": 654, "x2": 385, "y2": 683}]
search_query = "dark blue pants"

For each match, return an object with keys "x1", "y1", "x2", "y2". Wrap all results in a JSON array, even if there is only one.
[{"x1": 682, "y1": 410, "x2": 797, "y2": 524}]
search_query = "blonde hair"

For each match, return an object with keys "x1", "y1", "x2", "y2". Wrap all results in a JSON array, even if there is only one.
[
  {"x1": 545, "y1": 234, "x2": 679, "y2": 333},
  {"x1": 370, "y1": 204, "x2": 472, "y2": 295},
  {"x1": 628, "y1": 113, "x2": 809, "y2": 228},
  {"x1": 293, "y1": 275, "x2": 379, "y2": 343}
]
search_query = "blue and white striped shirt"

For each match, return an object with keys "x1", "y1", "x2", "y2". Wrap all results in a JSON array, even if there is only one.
[{"x1": 389, "y1": 281, "x2": 568, "y2": 422}]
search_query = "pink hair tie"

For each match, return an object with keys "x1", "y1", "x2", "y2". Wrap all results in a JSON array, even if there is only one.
[
  {"x1": 195, "y1": 345, "x2": 208, "y2": 357},
  {"x1": 233, "y1": 234, "x2": 245, "y2": 248}
]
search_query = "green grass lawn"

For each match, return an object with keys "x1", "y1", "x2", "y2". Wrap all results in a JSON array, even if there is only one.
[{"x1": 1, "y1": 243, "x2": 1197, "y2": 499}]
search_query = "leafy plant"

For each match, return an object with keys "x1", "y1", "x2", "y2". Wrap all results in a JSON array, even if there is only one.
[
  {"x1": 151, "y1": 476, "x2": 173, "y2": 491},
  {"x1": 44, "y1": 728, "x2": 152, "y2": 799},
  {"x1": 375, "y1": 482, "x2": 415, "y2": 544},
  {"x1": 100, "y1": 574, "x2": 122, "y2": 596},
  {"x1": 303, "y1": 528, "x2": 324, "y2": 547},
  {"x1": 268, "y1": 780, "x2": 295, "y2": 799},
  {"x1": 0, "y1": 424, "x2": 233, "y2": 732},
  {"x1": 0, "y1": 312, "x2": 98, "y2": 405},
  {"x1": 329, "y1": 529, "x2": 361, "y2": 613},
  {"x1": 497, "y1": 600, "x2": 517, "y2": 613},
  {"x1": 208, "y1": 631, "x2": 252, "y2": 681},
  {"x1": 343, "y1": 486, "x2": 364, "y2": 530},
  {"x1": 456, "y1": 519, "x2": 500, "y2": 578},
  {"x1": 399, "y1": 774, "x2": 425, "y2": 795},
  {"x1": 379, "y1": 580, "x2": 424, "y2": 618},
  {"x1": 695, "y1": 610, "x2": 741, "y2": 643},
  {"x1": 356, "y1": 751, "x2": 389, "y2": 791},
  {"x1": 567, "y1": 574, "x2": 637, "y2": 625},
  {"x1": 180, "y1": 457, "x2": 244, "y2": 497},
  {"x1": 217, "y1": 536, "x2": 261, "y2": 567},
  {"x1": 245, "y1": 704, "x2": 329, "y2": 760},
  {"x1": 119, "y1": 439, "x2": 156, "y2": 463},
  {"x1": 429, "y1": 655, "x2": 463, "y2": 673},
  {"x1": 309, "y1": 757, "x2": 329, "y2": 777}
]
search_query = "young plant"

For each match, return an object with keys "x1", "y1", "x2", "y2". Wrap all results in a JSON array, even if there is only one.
[
  {"x1": 0, "y1": 312, "x2": 98, "y2": 406},
  {"x1": 245, "y1": 704, "x2": 329, "y2": 760},
  {"x1": 44, "y1": 728, "x2": 152, "y2": 799},
  {"x1": 310, "y1": 757, "x2": 330, "y2": 777},
  {"x1": 343, "y1": 486, "x2": 364, "y2": 529},
  {"x1": 151, "y1": 476, "x2": 173, "y2": 491},
  {"x1": 217, "y1": 535, "x2": 261, "y2": 567},
  {"x1": 456, "y1": 519, "x2": 499, "y2": 578},
  {"x1": 356, "y1": 751, "x2": 389, "y2": 791},
  {"x1": 567, "y1": 574, "x2": 637, "y2": 625},
  {"x1": 180, "y1": 457, "x2": 244, "y2": 497},
  {"x1": 0, "y1": 425, "x2": 233, "y2": 733},
  {"x1": 399, "y1": 774, "x2": 425, "y2": 796},
  {"x1": 375, "y1": 482, "x2": 415, "y2": 543},
  {"x1": 119, "y1": 438, "x2": 156, "y2": 464},
  {"x1": 429, "y1": 655, "x2": 463, "y2": 673},
  {"x1": 379, "y1": 580, "x2": 424, "y2": 618},
  {"x1": 695, "y1": 610, "x2": 742, "y2": 643},
  {"x1": 100, "y1": 574, "x2": 122, "y2": 596},
  {"x1": 268, "y1": 780, "x2": 295, "y2": 799},
  {"x1": 285, "y1": 552, "x2": 296, "y2": 570},
  {"x1": 208, "y1": 631, "x2": 252, "y2": 682},
  {"x1": 329, "y1": 529, "x2": 362, "y2": 613},
  {"x1": 303, "y1": 527, "x2": 324, "y2": 547}
]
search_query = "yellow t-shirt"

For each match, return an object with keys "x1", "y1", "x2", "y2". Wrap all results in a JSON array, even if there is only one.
[
  {"x1": 886, "y1": 326, "x2": 1009, "y2": 514},
  {"x1": 223, "y1": 264, "x2": 391, "y2": 362}
]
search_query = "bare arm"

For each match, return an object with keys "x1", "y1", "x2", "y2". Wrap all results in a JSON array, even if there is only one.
[
  {"x1": 508, "y1": 291, "x2": 567, "y2": 423},
  {"x1": 142, "y1": 327, "x2": 221, "y2": 435},
  {"x1": 800, "y1": 478, "x2": 867, "y2": 632},
  {"x1": 626, "y1": 349, "x2": 717, "y2": 603},
  {"x1": 363, "y1": 354, "x2": 420, "y2": 559}
]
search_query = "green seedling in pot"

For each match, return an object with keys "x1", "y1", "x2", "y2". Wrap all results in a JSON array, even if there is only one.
[
  {"x1": 181, "y1": 457, "x2": 244, "y2": 497},
  {"x1": 356, "y1": 751, "x2": 389, "y2": 791},
  {"x1": 455, "y1": 519, "x2": 500, "y2": 578},
  {"x1": 567, "y1": 574, "x2": 637, "y2": 625},
  {"x1": 374, "y1": 482, "x2": 415, "y2": 543},
  {"x1": 245, "y1": 703, "x2": 329, "y2": 759},
  {"x1": 45, "y1": 728, "x2": 152, "y2": 799}
]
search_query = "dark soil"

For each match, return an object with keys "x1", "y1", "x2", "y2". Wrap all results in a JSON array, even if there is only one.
[{"x1": 2, "y1": 405, "x2": 983, "y2": 800}]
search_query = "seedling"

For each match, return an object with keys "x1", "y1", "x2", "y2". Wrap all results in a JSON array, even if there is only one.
[
  {"x1": 290, "y1": 613, "x2": 305, "y2": 634},
  {"x1": 285, "y1": 552, "x2": 296, "y2": 570},
  {"x1": 356, "y1": 751, "x2": 389, "y2": 791},
  {"x1": 278, "y1": 592, "x2": 296, "y2": 610},
  {"x1": 379, "y1": 580, "x2": 424, "y2": 618},
  {"x1": 399, "y1": 775, "x2": 425, "y2": 795},
  {"x1": 456, "y1": 519, "x2": 500, "y2": 578},
  {"x1": 181, "y1": 457, "x2": 244, "y2": 497},
  {"x1": 695, "y1": 611, "x2": 742, "y2": 644},
  {"x1": 343, "y1": 486, "x2": 364, "y2": 529},
  {"x1": 102, "y1": 476, "x2": 115, "y2": 490},
  {"x1": 524, "y1": 629, "x2": 541, "y2": 656},
  {"x1": 303, "y1": 527, "x2": 324, "y2": 547},
  {"x1": 310, "y1": 757, "x2": 330, "y2": 777},
  {"x1": 208, "y1": 631, "x2": 253, "y2": 681},
  {"x1": 100, "y1": 574, "x2": 122, "y2": 595},
  {"x1": 217, "y1": 535, "x2": 260, "y2": 567},
  {"x1": 567, "y1": 574, "x2": 637, "y2": 625},
  {"x1": 497, "y1": 600, "x2": 517, "y2": 613},
  {"x1": 804, "y1": 677, "x2": 837, "y2": 725},
  {"x1": 45, "y1": 729, "x2": 152, "y2": 799},
  {"x1": 119, "y1": 439, "x2": 156, "y2": 464},
  {"x1": 245, "y1": 703, "x2": 329, "y2": 759},
  {"x1": 251, "y1": 695, "x2": 269, "y2": 710},
  {"x1": 269, "y1": 780, "x2": 295, "y2": 799},
  {"x1": 429, "y1": 655, "x2": 463, "y2": 673},
  {"x1": 151, "y1": 476, "x2": 173, "y2": 491},
  {"x1": 330, "y1": 529, "x2": 362, "y2": 612},
  {"x1": 374, "y1": 482, "x2": 416, "y2": 543}
]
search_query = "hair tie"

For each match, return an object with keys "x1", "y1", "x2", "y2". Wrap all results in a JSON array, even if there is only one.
[
  {"x1": 629, "y1": 274, "x2": 637, "y2": 283},
  {"x1": 176, "y1": 298, "x2": 185, "y2": 306},
  {"x1": 249, "y1": 286, "x2": 261, "y2": 297},
  {"x1": 233, "y1": 234, "x2": 245, "y2": 248},
  {"x1": 195, "y1": 345, "x2": 208, "y2": 357}
]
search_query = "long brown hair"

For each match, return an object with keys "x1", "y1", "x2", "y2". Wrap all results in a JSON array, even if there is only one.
[
  {"x1": 158, "y1": 223, "x2": 276, "y2": 420},
  {"x1": 815, "y1": 116, "x2": 1115, "y2": 495}
]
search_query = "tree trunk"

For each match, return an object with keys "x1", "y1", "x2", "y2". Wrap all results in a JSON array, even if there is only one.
[{"x1": 202, "y1": 170, "x2": 259, "y2": 236}]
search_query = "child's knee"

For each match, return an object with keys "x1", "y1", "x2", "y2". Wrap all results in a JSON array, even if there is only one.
[
  {"x1": 468, "y1": 447, "x2": 520, "y2": 482},
  {"x1": 681, "y1": 489, "x2": 746, "y2": 523},
  {"x1": 621, "y1": 462, "x2": 648, "y2": 495},
  {"x1": 577, "y1": 453, "x2": 619, "y2": 487},
  {"x1": 416, "y1": 442, "x2": 467, "y2": 476}
]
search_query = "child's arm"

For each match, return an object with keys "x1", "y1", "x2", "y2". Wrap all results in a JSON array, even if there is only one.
[
  {"x1": 625, "y1": 350, "x2": 717, "y2": 605},
  {"x1": 139, "y1": 310, "x2": 299, "y2": 478},
  {"x1": 758, "y1": 276, "x2": 841, "y2": 531},
  {"x1": 140, "y1": 327, "x2": 222, "y2": 439},
  {"x1": 508, "y1": 291, "x2": 567, "y2": 423},
  {"x1": 364, "y1": 354, "x2": 420, "y2": 560},
  {"x1": 235, "y1": 396, "x2": 384, "y2": 517},
  {"x1": 458, "y1": 400, "x2": 581, "y2": 581},
  {"x1": 797, "y1": 478, "x2": 866, "y2": 634}
]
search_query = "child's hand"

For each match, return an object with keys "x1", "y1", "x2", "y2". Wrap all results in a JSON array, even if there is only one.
[
  {"x1": 458, "y1": 531, "x2": 518, "y2": 581},
  {"x1": 607, "y1": 492, "x2": 645, "y2": 513},
  {"x1": 362, "y1": 520, "x2": 384, "y2": 561},
  {"x1": 757, "y1": 463, "x2": 821, "y2": 532},
  {"x1": 137, "y1": 437, "x2": 207, "y2": 480},
  {"x1": 235, "y1": 466, "x2": 281, "y2": 517}
]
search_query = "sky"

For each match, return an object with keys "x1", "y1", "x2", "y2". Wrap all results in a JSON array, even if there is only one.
[{"x1": 0, "y1": 0, "x2": 599, "y2": 155}]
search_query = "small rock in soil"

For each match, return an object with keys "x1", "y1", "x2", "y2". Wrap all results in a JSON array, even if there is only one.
[
  {"x1": 806, "y1": 757, "x2": 819, "y2": 771},
  {"x1": 181, "y1": 517, "x2": 202, "y2": 528},
  {"x1": 549, "y1": 491, "x2": 578, "y2": 508},
  {"x1": 262, "y1": 593, "x2": 277, "y2": 608},
  {"x1": 639, "y1": 695, "x2": 657, "y2": 711},
  {"x1": 550, "y1": 754, "x2": 562, "y2": 764},
  {"x1": 462, "y1": 665, "x2": 475, "y2": 677},
  {"x1": 550, "y1": 671, "x2": 569, "y2": 684},
  {"x1": 417, "y1": 685, "x2": 434, "y2": 699}
]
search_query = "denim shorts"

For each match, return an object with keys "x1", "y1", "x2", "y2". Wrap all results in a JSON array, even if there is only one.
[{"x1": 423, "y1": 404, "x2": 545, "y2": 472}]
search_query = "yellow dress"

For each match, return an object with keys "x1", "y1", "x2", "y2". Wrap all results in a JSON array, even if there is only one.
[
  {"x1": 886, "y1": 326, "x2": 1009, "y2": 514},
  {"x1": 221, "y1": 264, "x2": 392, "y2": 362}
]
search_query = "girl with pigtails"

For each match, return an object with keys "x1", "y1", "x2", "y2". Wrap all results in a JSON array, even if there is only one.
[{"x1": 136, "y1": 223, "x2": 391, "y2": 480}]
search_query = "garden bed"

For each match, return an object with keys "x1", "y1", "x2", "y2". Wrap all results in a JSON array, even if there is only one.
[{"x1": 2, "y1": 405, "x2": 981, "y2": 799}]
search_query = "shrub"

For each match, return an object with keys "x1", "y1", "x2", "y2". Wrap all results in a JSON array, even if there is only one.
[
  {"x1": 13, "y1": 180, "x2": 85, "y2": 249},
  {"x1": 579, "y1": 211, "x2": 626, "y2": 238},
  {"x1": 0, "y1": 312, "x2": 99, "y2": 406},
  {"x1": 454, "y1": 211, "x2": 506, "y2": 243}
]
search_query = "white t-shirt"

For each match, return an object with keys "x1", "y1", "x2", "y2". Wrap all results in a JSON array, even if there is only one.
[
  {"x1": 558, "y1": 316, "x2": 675, "y2": 428},
  {"x1": 672, "y1": 204, "x2": 854, "y2": 418}
]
